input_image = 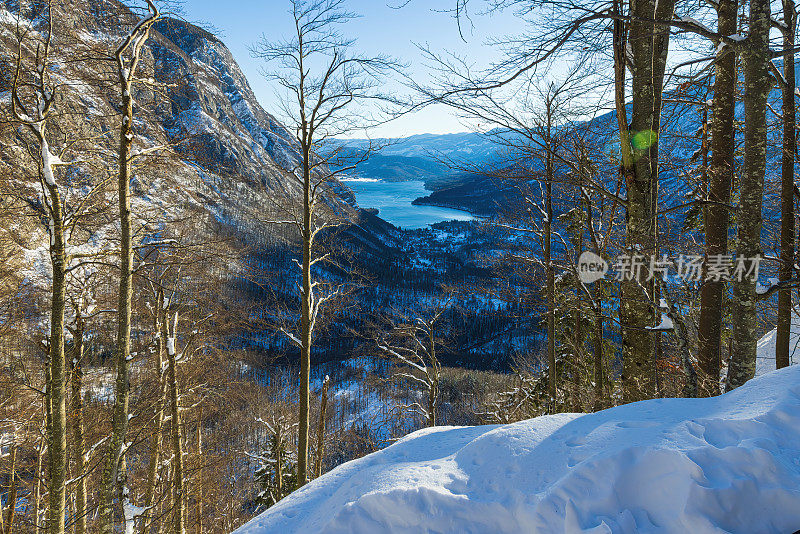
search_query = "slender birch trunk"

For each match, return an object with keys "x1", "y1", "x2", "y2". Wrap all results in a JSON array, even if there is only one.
[{"x1": 427, "y1": 327, "x2": 439, "y2": 427}]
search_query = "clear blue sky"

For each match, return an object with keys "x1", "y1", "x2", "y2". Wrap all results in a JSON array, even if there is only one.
[{"x1": 179, "y1": 0, "x2": 523, "y2": 138}]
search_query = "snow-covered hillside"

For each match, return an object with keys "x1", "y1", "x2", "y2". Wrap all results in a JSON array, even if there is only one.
[
  {"x1": 757, "y1": 310, "x2": 800, "y2": 376},
  {"x1": 236, "y1": 365, "x2": 800, "y2": 534}
]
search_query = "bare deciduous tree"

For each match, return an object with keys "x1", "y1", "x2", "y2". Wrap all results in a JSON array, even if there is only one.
[{"x1": 251, "y1": 0, "x2": 398, "y2": 485}]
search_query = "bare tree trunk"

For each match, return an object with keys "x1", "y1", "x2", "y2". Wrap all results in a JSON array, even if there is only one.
[
  {"x1": 101, "y1": 64, "x2": 136, "y2": 534},
  {"x1": 544, "y1": 101, "x2": 556, "y2": 412},
  {"x1": 194, "y1": 410, "x2": 202, "y2": 534},
  {"x1": 33, "y1": 429, "x2": 45, "y2": 532},
  {"x1": 101, "y1": 6, "x2": 158, "y2": 527},
  {"x1": 314, "y1": 377, "x2": 330, "y2": 479},
  {"x1": 427, "y1": 329, "x2": 439, "y2": 427},
  {"x1": 167, "y1": 311, "x2": 185, "y2": 534},
  {"x1": 777, "y1": 0, "x2": 796, "y2": 370},
  {"x1": 727, "y1": 0, "x2": 771, "y2": 390},
  {"x1": 620, "y1": 0, "x2": 676, "y2": 403},
  {"x1": 143, "y1": 291, "x2": 167, "y2": 534},
  {"x1": 275, "y1": 425, "x2": 283, "y2": 501},
  {"x1": 70, "y1": 319, "x2": 87, "y2": 534},
  {"x1": 298, "y1": 145, "x2": 312, "y2": 487},
  {"x1": 46, "y1": 158, "x2": 68, "y2": 534},
  {"x1": 5, "y1": 445, "x2": 17, "y2": 534},
  {"x1": 167, "y1": 312, "x2": 186, "y2": 534},
  {"x1": 592, "y1": 286, "x2": 605, "y2": 411},
  {"x1": 698, "y1": 0, "x2": 738, "y2": 397}
]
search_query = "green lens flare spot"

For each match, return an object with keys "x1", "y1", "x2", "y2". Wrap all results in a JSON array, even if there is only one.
[{"x1": 632, "y1": 130, "x2": 658, "y2": 151}]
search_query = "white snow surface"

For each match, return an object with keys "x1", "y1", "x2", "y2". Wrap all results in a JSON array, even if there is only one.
[
  {"x1": 237, "y1": 366, "x2": 800, "y2": 534},
  {"x1": 756, "y1": 309, "x2": 800, "y2": 376}
]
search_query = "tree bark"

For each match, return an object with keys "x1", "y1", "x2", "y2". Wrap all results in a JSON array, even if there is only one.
[
  {"x1": 620, "y1": 0, "x2": 676, "y2": 403},
  {"x1": 70, "y1": 318, "x2": 87, "y2": 534},
  {"x1": 45, "y1": 133, "x2": 68, "y2": 534},
  {"x1": 195, "y1": 409, "x2": 203, "y2": 534},
  {"x1": 427, "y1": 327, "x2": 439, "y2": 427},
  {"x1": 544, "y1": 98, "x2": 556, "y2": 412},
  {"x1": 727, "y1": 0, "x2": 771, "y2": 390},
  {"x1": 4, "y1": 445, "x2": 17, "y2": 534},
  {"x1": 777, "y1": 0, "x2": 796, "y2": 370},
  {"x1": 697, "y1": 0, "x2": 738, "y2": 397},
  {"x1": 298, "y1": 143, "x2": 312, "y2": 487},
  {"x1": 314, "y1": 377, "x2": 329, "y2": 479},
  {"x1": 143, "y1": 290, "x2": 167, "y2": 534},
  {"x1": 101, "y1": 68, "x2": 136, "y2": 534},
  {"x1": 167, "y1": 311, "x2": 185, "y2": 534}
]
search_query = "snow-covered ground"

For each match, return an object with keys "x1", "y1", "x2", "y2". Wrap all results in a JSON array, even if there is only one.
[
  {"x1": 756, "y1": 309, "x2": 800, "y2": 376},
  {"x1": 236, "y1": 365, "x2": 800, "y2": 534}
]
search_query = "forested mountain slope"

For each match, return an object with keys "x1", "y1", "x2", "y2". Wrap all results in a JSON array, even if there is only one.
[{"x1": 0, "y1": 0, "x2": 354, "y2": 268}]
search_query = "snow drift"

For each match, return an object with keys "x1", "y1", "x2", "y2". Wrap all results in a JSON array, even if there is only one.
[
  {"x1": 236, "y1": 366, "x2": 800, "y2": 534},
  {"x1": 756, "y1": 309, "x2": 800, "y2": 376}
]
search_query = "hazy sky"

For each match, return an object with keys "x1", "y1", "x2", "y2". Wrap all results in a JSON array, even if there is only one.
[{"x1": 180, "y1": 0, "x2": 523, "y2": 138}]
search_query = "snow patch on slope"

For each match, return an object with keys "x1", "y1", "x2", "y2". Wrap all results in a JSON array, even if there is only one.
[
  {"x1": 756, "y1": 309, "x2": 800, "y2": 376},
  {"x1": 236, "y1": 366, "x2": 800, "y2": 534}
]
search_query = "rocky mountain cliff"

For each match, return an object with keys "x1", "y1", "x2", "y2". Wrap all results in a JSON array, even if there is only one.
[{"x1": 0, "y1": 0, "x2": 397, "y2": 287}]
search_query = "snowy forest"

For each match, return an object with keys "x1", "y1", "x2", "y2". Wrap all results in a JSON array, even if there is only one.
[{"x1": 1, "y1": 0, "x2": 800, "y2": 532}]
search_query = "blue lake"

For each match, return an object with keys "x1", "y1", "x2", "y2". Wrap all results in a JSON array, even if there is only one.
[{"x1": 344, "y1": 179, "x2": 473, "y2": 230}]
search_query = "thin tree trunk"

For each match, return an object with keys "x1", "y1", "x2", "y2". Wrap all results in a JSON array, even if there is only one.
[
  {"x1": 101, "y1": 68, "x2": 136, "y2": 534},
  {"x1": 728, "y1": 0, "x2": 771, "y2": 390},
  {"x1": 167, "y1": 311, "x2": 185, "y2": 534},
  {"x1": 143, "y1": 291, "x2": 167, "y2": 534},
  {"x1": 572, "y1": 198, "x2": 584, "y2": 413},
  {"x1": 592, "y1": 285, "x2": 605, "y2": 411},
  {"x1": 777, "y1": 0, "x2": 796, "y2": 370},
  {"x1": 427, "y1": 329, "x2": 439, "y2": 427},
  {"x1": 33, "y1": 428, "x2": 46, "y2": 532},
  {"x1": 275, "y1": 425, "x2": 283, "y2": 501},
  {"x1": 5, "y1": 445, "x2": 17, "y2": 534},
  {"x1": 544, "y1": 102, "x2": 556, "y2": 413},
  {"x1": 195, "y1": 409, "x2": 202, "y2": 534},
  {"x1": 314, "y1": 377, "x2": 329, "y2": 479},
  {"x1": 45, "y1": 135, "x2": 68, "y2": 534},
  {"x1": 70, "y1": 319, "x2": 87, "y2": 534},
  {"x1": 698, "y1": 0, "x2": 737, "y2": 397},
  {"x1": 298, "y1": 145, "x2": 312, "y2": 487}
]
